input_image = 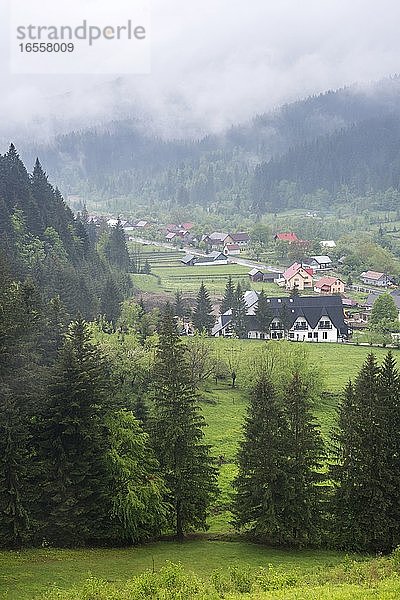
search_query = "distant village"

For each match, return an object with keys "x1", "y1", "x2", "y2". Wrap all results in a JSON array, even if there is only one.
[{"x1": 86, "y1": 213, "x2": 399, "y2": 344}]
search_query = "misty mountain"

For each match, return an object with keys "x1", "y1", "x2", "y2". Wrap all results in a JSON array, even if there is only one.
[{"x1": 24, "y1": 76, "x2": 400, "y2": 213}]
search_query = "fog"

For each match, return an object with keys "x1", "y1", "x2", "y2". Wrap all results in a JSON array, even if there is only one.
[{"x1": 1, "y1": 0, "x2": 400, "y2": 143}]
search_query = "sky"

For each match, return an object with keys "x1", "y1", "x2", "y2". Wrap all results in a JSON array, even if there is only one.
[{"x1": 1, "y1": 0, "x2": 400, "y2": 143}]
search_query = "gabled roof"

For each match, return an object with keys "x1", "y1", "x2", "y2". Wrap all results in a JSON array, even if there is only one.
[
  {"x1": 315, "y1": 276, "x2": 343, "y2": 288},
  {"x1": 209, "y1": 232, "x2": 229, "y2": 242},
  {"x1": 244, "y1": 290, "x2": 259, "y2": 308},
  {"x1": 283, "y1": 262, "x2": 313, "y2": 280},
  {"x1": 310, "y1": 255, "x2": 332, "y2": 264},
  {"x1": 275, "y1": 232, "x2": 298, "y2": 242},
  {"x1": 225, "y1": 244, "x2": 240, "y2": 250},
  {"x1": 230, "y1": 232, "x2": 250, "y2": 242},
  {"x1": 209, "y1": 251, "x2": 226, "y2": 260},
  {"x1": 166, "y1": 232, "x2": 177, "y2": 239},
  {"x1": 320, "y1": 240, "x2": 336, "y2": 248},
  {"x1": 181, "y1": 222, "x2": 194, "y2": 230},
  {"x1": 135, "y1": 220, "x2": 148, "y2": 227},
  {"x1": 361, "y1": 270, "x2": 386, "y2": 280},
  {"x1": 180, "y1": 254, "x2": 195, "y2": 264},
  {"x1": 249, "y1": 267, "x2": 263, "y2": 276},
  {"x1": 217, "y1": 294, "x2": 348, "y2": 336}
]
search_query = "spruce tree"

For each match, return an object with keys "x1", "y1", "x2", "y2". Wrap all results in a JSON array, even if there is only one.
[
  {"x1": 282, "y1": 371, "x2": 325, "y2": 547},
  {"x1": 192, "y1": 282, "x2": 214, "y2": 334},
  {"x1": 103, "y1": 220, "x2": 130, "y2": 271},
  {"x1": 174, "y1": 290, "x2": 186, "y2": 319},
  {"x1": 220, "y1": 275, "x2": 235, "y2": 314},
  {"x1": 231, "y1": 282, "x2": 247, "y2": 338},
  {"x1": 35, "y1": 318, "x2": 112, "y2": 546},
  {"x1": 233, "y1": 375, "x2": 290, "y2": 543},
  {"x1": 150, "y1": 307, "x2": 218, "y2": 538},
  {"x1": 331, "y1": 353, "x2": 394, "y2": 552},
  {"x1": 255, "y1": 290, "x2": 273, "y2": 335},
  {"x1": 100, "y1": 275, "x2": 123, "y2": 324}
]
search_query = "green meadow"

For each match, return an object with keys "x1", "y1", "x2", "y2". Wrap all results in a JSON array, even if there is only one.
[{"x1": 1, "y1": 339, "x2": 397, "y2": 599}]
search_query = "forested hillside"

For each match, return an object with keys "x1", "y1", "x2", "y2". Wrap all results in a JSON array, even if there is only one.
[
  {"x1": 24, "y1": 76, "x2": 400, "y2": 215},
  {"x1": 0, "y1": 144, "x2": 132, "y2": 320}
]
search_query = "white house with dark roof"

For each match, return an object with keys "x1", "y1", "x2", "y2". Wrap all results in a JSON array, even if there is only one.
[{"x1": 212, "y1": 294, "x2": 348, "y2": 342}]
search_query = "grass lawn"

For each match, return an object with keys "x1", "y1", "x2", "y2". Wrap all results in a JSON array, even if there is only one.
[{"x1": 0, "y1": 540, "x2": 353, "y2": 600}]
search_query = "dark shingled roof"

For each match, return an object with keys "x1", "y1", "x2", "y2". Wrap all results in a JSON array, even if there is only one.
[{"x1": 246, "y1": 295, "x2": 348, "y2": 335}]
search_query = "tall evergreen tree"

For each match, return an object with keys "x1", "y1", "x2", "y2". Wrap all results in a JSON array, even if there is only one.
[
  {"x1": 192, "y1": 282, "x2": 214, "y2": 334},
  {"x1": 103, "y1": 220, "x2": 130, "y2": 271},
  {"x1": 231, "y1": 282, "x2": 247, "y2": 338},
  {"x1": 174, "y1": 290, "x2": 186, "y2": 319},
  {"x1": 233, "y1": 375, "x2": 290, "y2": 542},
  {"x1": 150, "y1": 307, "x2": 218, "y2": 538},
  {"x1": 255, "y1": 290, "x2": 273, "y2": 335},
  {"x1": 35, "y1": 318, "x2": 112, "y2": 545},
  {"x1": 331, "y1": 353, "x2": 395, "y2": 552},
  {"x1": 282, "y1": 372, "x2": 325, "y2": 546},
  {"x1": 100, "y1": 276, "x2": 123, "y2": 324},
  {"x1": 220, "y1": 275, "x2": 235, "y2": 315}
]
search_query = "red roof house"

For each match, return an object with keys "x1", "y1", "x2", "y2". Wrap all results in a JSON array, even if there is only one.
[{"x1": 274, "y1": 232, "x2": 298, "y2": 243}]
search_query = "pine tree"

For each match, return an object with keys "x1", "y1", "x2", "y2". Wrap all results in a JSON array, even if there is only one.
[
  {"x1": 174, "y1": 290, "x2": 186, "y2": 318},
  {"x1": 331, "y1": 353, "x2": 394, "y2": 552},
  {"x1": 150, "y1": 307, "x2": 218, "y2": 538},
  {"x1": 220, "y1": 275, "x2": 235, "y2": 314},
  {"x1": 35, "y1": 318, "x2": 112, "y2": 546},
  {"x1": 192, "y1": 282, "x2": 214, "y2": 334},
  {"x1": 100, "y1": 275, "x2": 123, "y2": 324},
  {"x1": 282, "y1": 371, "x2": 325, "y2": 546},
  {"x1": 231, "y1": 282, "x2": 247, "y2": 338},
  {"x1": 103, "y1": 220, "x2": 130, "y2": 271},
  {"x1": 233, "y1": 375, "x2": 290, "y2": 543},
  {"x1": 255, "y1": 290, "x2": 273, "y2": 335}
]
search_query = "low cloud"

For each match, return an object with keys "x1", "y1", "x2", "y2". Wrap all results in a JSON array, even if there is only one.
[{"x1": 1, "y1": 0, "x2": 400, "y2": 144}]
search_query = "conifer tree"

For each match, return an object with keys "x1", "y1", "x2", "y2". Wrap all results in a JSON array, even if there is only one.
[
  {"x1": 100, "y1": 275, "x2": 123, "y2": 324},
  {"x1": 150, "y1": 307, "x2": 218, "y2": 538},
  {"x1": 192, "y1": 282, "x2": 214, "y2": 334},
  {"x1": 282, "y1": 371, "x2": 325, "y2": 546},
  {"x1": 174, "y1": 290, "x2": 186, "y2": 318},
  {"x1": 331, "y1": 353, "x2": 394, "y2": 552},
  {"x1": 220, "y1": 275, "x2": 235, "y2": 314},
  {"x1": 231, "y1": 282, "x2": 247, "y2": 338},
  {"x1": 103, "y1": 220, "x2": 130, "y2": 271},
  {"x1": 255, "y1": 290, "x2": 273, "y2": 335},
  {"x1": 233, "y1": 375, "x2": 290, "y2": 542},
  {"x1": 35, "y1": 318, "x2": 112, "y2": 545}
]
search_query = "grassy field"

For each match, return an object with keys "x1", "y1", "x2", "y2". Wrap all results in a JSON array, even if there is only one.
[
  {"x1": 0, "y1": 540, "x2": 362, "y2": 599},
  {"x1": 2, "y1": 339, "x2": 398, "y2": 599}
]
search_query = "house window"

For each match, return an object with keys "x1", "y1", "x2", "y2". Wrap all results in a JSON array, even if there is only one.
[
  {"x1": 323, "y1": 332, "x2": 328, "y2": 340},
  {"x1": 313, "y1": 332, "x2": 318, "y2": 338},
  {"x1": 308, "y1": 332, "x2": 312, "y2": 338},
  {"x1": 289, "y1": 333, "x2": 294, "y2": 338}
]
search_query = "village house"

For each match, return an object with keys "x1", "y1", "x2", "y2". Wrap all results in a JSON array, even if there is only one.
[
  {"x1": 212, "y1": 293, "x2": 348, "y2": 342},
  {"x1": 133, "y1": 220, "x2": 149, "y2": 229},
  {"x1": 320, "y1": 240, "x2": 336, "y2": 249},
  {"x1": 180, "y1": 254, "x2": 197, "y2": 266},
  {"x1": 307, "y1": 255, "x2": 333, "y2": 270},
  {"x1": 360, "y1": 270, "x2": 392, "y2": 287},
  {"x1": 230, "y1": 232, "x2": 250, "y2": 247},
  {"x1": 180, "y1": 251, "x2": 227, "y2": 266},
  {"x1": 274, "y1": 232, "x2": 298, "y2": 243},
  {"x1": 248, "y1": 268, "x2": 283, "y2": 283},
  {"x1": 224, "y1": 244, "x2": 241, "y2": 256},
  {"x1": 314, "y1": 276, "x2": 345, "y2": 294},
  {"x1": 282, "y1": 262, "x2": 313, "y2": 290}
]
